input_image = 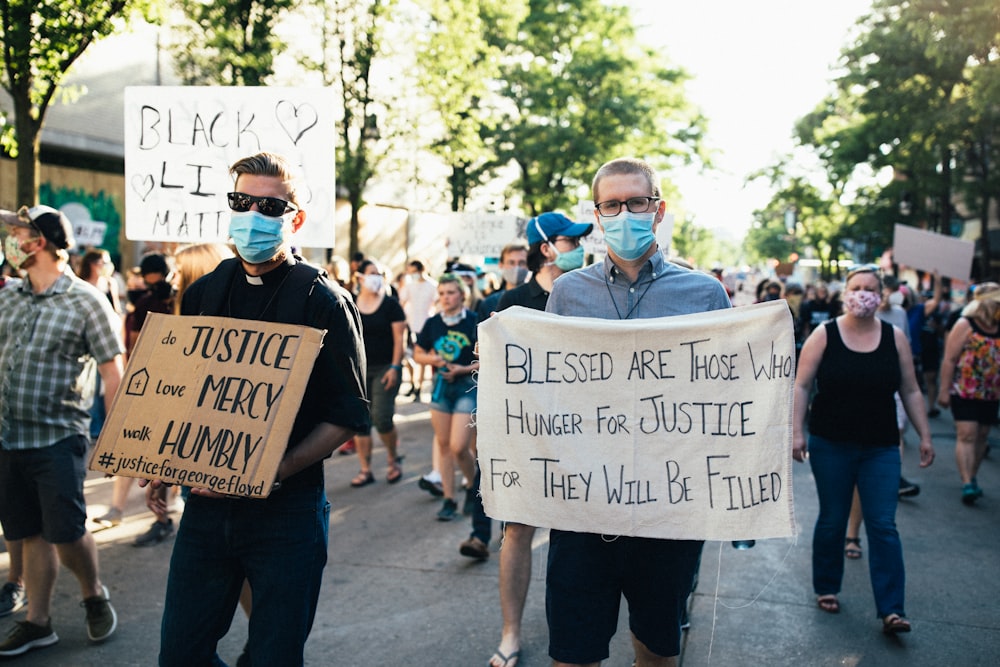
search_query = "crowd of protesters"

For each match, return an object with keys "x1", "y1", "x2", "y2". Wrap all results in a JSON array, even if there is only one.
[{"x1": 2, "y1": 177, "x2": 997, "y2": 666}]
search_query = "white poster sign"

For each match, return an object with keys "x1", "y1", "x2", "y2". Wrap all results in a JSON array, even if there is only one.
[
  {"x1": 123, "y1": 86, "x2": 337, "y2": 248},
  {"x1": 476, "y1": 301, "x2": 796, "y2": 541},
  {"x1": 446, "y1": 212, "x2": 524, "y2": 257},
  {"x1": 893, "y1": 224, "x2": 974, "y2": 282}
]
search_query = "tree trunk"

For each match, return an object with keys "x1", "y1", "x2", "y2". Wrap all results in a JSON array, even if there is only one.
[{"x1": 13, "y1": 98, "x2": 40, "y2": 207}]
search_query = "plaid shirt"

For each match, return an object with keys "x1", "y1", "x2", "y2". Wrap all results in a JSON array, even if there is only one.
[{"x1": 0, "y1": 267, "x2": 125, "y2": 450}]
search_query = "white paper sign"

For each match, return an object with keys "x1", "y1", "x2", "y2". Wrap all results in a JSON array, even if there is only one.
[
  {"x1": 123, "y1": 86, "x2": 337, "y2": 248},
  {"x1": 446, "y1": 212, "x2": 524, "y2": 257},
  {"x1": 893, "y1": 224, "x2": 974, "y2": 282},
  {"x1": 476, "y1": 301, "x2": 796, "y2": 541}
]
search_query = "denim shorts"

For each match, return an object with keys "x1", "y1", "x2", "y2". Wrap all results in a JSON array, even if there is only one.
[
  {"x1": 429, "y1": 375, "x2": 477, "y2": 414},
  {"x1": 546, "y1": 530, "x2": 703, "y2": 663},
  {"x1": 0, "y1": 434, "x2": 89, "y2": 543}
]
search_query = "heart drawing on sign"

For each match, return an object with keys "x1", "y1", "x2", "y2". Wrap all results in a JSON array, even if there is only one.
[
  {"x1": 131, "y1": 174, "x2": 154, "y2": 201},
  {"x1": 275, "y1": 100, "x2": 319, "y2": 146}
]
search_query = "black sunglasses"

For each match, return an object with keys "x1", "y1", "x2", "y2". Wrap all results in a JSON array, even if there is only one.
[{"x1": 226, "y1": 192, "x2": 297, "y2": 218}]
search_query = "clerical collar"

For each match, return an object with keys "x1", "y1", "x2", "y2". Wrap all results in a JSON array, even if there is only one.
[{"x1": 241, "y1": 256, "x2": 296, "y2": 287}]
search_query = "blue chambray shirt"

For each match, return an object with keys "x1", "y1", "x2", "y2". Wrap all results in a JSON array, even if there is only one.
[
  {"x1": 0, "y1": 268, "x2": 125, "y2": 450},
  {"x1": 546, "y1": 249, "x2": 732, "y2": 321}
]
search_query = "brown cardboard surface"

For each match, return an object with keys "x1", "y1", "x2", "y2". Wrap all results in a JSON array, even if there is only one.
[{"x1": 89, "y1": 313, "x2": 325, "y2": 498}]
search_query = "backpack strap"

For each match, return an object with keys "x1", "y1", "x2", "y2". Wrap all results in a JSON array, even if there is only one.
[{"x1": 196, "y1": 257, "x2": 240, "y2": 316}]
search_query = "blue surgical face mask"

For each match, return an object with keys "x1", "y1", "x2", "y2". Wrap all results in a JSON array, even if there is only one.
[
  {"x1": 601, "y1": 211, "x2": 657, "y2": 261},
  {"x1": 551, "y1": 244, "x2": 585, "y2": 272},
  {"x1": 229, "y1": 211, "x2": 288, "y2": 264}
]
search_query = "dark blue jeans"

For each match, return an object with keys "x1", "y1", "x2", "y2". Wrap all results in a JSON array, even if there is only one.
[
  {"x1": 159, "y1": 485, "x2": 330, "y2": 667},
  {"x1": 808, "y1": 435, "x2": 905, "y2": 618},
  {"x1": 469, "y1": 467, "x2": 491, "y2": 544}
]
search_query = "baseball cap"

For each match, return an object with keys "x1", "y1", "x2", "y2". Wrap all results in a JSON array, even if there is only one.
[
  {"x1": 6, "y1": 205, "x2": 75, "y2": 250},
  {"x1": 527, "y1": 212, "x2": 593, "y2": 246}
]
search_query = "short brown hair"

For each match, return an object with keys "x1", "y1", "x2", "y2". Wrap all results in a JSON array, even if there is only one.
[
  {"x1": 592, "y1": 157, "x2": 661, "y2": 203},
  {"x1": 229, "y1": 152, "x2": 300, "y2": 206}
]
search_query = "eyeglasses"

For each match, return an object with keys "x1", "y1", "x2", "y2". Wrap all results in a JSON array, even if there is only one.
[
  {"x1": 553, "y1": 236, "x2": 581, "y2": 248},
  {"x1": 227, "y1": 192, "x2": 297, "y2": 218},
  {"x1": 594, "y1": 196, "x2": 660, "y2": 217}
]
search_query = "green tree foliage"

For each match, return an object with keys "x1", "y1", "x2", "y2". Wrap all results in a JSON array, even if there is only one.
[
  {"x1": 0, "y1": 0, "x2": 136, "y2": 205},
  {"x1": 169, "y1": 0, "x2": 295, "y2": 85},
  {"x1": 836, "y1": 0, "x2": 998, "y2": 276},
  {"x1": 772, "y1": 0, "x2": 999, "y2": 279},
  {"x1": 414, "y1": 0, "x2": 527, "y2": 211},
  {"x1": 490, "y1": 0, "x2": 707, "y2": 216},
  {"x1": 324, "y1": 0, "x2": 391, "y2": 258},
  {"x1": 670, "y1": 216, "x2": 720, "y2": 270}
]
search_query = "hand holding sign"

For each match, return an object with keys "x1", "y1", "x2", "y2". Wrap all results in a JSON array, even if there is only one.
[{"x1": 475, "y1": 301, "x2": 797, "y2": 541}]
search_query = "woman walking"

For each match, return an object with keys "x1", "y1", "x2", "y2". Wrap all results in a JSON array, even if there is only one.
[
  {"x1": 793, "y1": 267, "x2": 934, "y2": 634},
  {"x1": 937, "y1": 282, "x2": 1000, "y2": 504},
  {"x1": 413, "y1": 273, "x2": 479, "y2": 521}
]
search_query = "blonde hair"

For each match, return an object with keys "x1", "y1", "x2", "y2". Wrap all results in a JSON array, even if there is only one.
[
  {"x1": 962, "y1": 282, "x2": 1000, "y2": 323},
  {"x1": 173, "y1": 243, "x2": 235, "y2": 314}
]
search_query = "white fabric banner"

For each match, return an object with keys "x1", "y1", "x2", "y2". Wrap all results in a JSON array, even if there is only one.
[{"x1": 476, "y1": 300, "x2": 796, "y2": 540}]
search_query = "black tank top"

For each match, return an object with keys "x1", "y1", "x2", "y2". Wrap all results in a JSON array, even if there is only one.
[{"x1": 808, "y1": 320, "x2": 900, "y2": 446}]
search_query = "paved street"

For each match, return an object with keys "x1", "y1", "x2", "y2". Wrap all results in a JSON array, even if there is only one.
[{"x1": 1, "y1": 383, "x2": 998, "y2": 666}]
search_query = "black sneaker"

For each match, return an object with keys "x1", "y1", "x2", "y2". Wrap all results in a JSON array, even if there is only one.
[
  {"x1": 419, "y1": 475, "x2": 444, "y2": 498},
  {"x1": 81, "y1": 585, "x2": 117, "y2": 642},
  {"x1": 898, "y1": 477, "x2": 920, "y2": 497},
  {"x1": 0, "y1": 620, "x2": 58, "y2": 656},
  {"x1": 134, "y1": 519, "x2": 174, "y2": 547},
  {"x1": 436, "y1": 499, "x2": 458, "y2": 521},
  {"x1": 0, "y1": 581, "x2": 26, "y2": 617}
]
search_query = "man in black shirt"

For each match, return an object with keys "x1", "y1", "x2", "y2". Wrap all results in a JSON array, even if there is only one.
[{"x1": 154, "y1": 152, "x2": 369, "y2": 667}]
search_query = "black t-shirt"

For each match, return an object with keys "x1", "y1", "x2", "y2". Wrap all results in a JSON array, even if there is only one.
[
  {"x1": 182, "y1": 258, "x2": 369, "y2": 490},
  {"x1": 415, "y1": 309, "x2": 478, "y2": 366},
  {"x1": 497, "y1": 276, "x2": 549, "y2": 313},
  {"x1": 356, "y1": 295, "x2": 406, "y2": 366},
  {"x1": 809, "y1": 320, "x2": 900, "y2": 446}
]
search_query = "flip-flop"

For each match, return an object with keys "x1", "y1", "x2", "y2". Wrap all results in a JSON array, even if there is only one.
[
  {"x1": 488, "y1": 649, "x2": 520, "y2": 667},
  {"x1": 817, "y1": 595, "x2": 840, "y2": 614},
  {"x1": 882, "y1": 614, "x2": 911, "y2": 634},
  {"x1": 845, "y1": 537, "x2": 862, "y2": 560}
]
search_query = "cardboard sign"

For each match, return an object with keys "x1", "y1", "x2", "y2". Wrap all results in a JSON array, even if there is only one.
[
  {"x1": 89, "y1": 313, "x2": 325, "y2": 498},
  {"x1": 476, "y1": 300, "x2": 796, "y2": 541},
  {"x1": 893, "y1": 224, "x2": 974, "y2": 282},
  {"x1": 123, "y1": 86, "x2": 337, "y2": 247}
]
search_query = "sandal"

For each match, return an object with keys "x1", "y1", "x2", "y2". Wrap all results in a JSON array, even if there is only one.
[
  {"x1": 845, "y1": 537, "x2": 862, "y2": 560},
  {"x1": 350, "y1": 470, "x2": 375, "y2": 487},
  {"x1": 817, "y1": 595, "x2": 840, "y2": 614},
  {"x1": 488, "y1": 649, "x2": 520, "y2": 667},
  {"x1": 386, "y1": 461, "x2": 403, "y2": 484},
  {"x1": 882, "y1": 614, "x2": 911, "y2": 634}
]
